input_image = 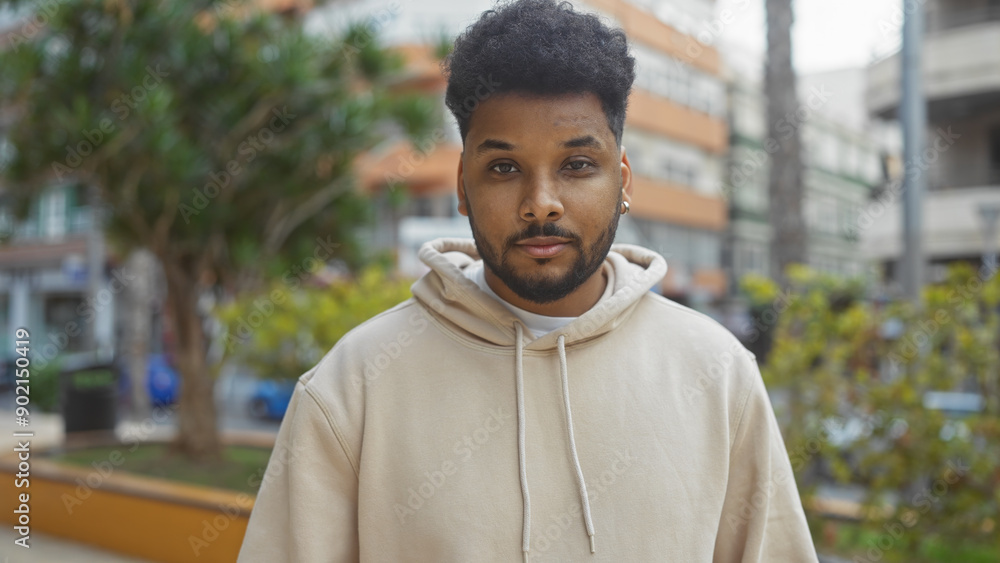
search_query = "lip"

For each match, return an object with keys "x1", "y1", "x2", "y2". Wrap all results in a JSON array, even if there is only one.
[{"x1": 516, "y1": 237, "x2": 571, "y2": 258}]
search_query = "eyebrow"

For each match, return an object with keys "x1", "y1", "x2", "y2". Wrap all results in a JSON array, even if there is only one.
[
  {"x1": 475, "y1": 138, "x2": 516, "y2": 155},
  {"x1": 562, "y1": 135, "x2": 603, "y2": 149},
  {"x1": 474, "y1": 135, "x2": 604, "y2": 155}
]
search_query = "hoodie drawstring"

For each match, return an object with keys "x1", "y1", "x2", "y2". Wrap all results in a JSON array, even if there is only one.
[
  {"x1": 514, "y1": 322, "x2": 531, "y2": 563},
  {"x1": 514, "y1": 323, "x2": 596, "y2": 561},
  {"x1": 557, "y1": 334, "x2": 596, "y2": 554}
]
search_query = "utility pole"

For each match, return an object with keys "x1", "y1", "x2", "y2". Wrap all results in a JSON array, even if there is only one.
[
  {"x1": 979, "y1": 203, "x2": 1000, "y2": 274},
  {"x1": 901, "y1": 0, "x2": 926, "y2": 300}
]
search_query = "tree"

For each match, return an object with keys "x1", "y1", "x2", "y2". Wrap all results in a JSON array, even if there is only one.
[
  {"x1": 765, "y1": 0, "x2": 807, "y2": 285},
  {"x1": 124, "y1": 248, "x2": 158, "y2": 418},
  {"x1": 0, "y1": 0, "x2": 435, "y2": 459}
]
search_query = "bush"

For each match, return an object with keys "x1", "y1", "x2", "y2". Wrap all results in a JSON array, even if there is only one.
[
  {"x1": 31, "y1": 357, "x2": 62, "y2": 413},
  {"x1": 752, "y1": 264, "x2": 1000, "y2": 560},
  {"x1": 216, "y1": 267, "x2": 414, "y2": 381}
]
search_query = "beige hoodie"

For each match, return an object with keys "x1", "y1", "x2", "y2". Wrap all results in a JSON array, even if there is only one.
[{"x1": 238, "y1": 238, "x2": 818, "y2": 562}]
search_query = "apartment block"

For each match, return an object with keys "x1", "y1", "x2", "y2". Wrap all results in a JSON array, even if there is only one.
[
  {"x1": 724, "y1": 69, "x2": 884, "y2": 290},
  {"x1": 864, "y1": 0, "x2": 1000, "y2": 284}
]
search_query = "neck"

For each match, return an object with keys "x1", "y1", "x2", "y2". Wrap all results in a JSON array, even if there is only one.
[{"x1": 484, "y1": 267, "x2": 607, "y2": 317}]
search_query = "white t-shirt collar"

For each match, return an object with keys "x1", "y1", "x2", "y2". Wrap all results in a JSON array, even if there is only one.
[{"x1": 463, "y1": 261, "x2": 577, "y2": 339}]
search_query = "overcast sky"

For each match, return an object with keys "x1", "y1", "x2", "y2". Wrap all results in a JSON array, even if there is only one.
[{"x1": 717, "y1": 0, "x2": 905, "y2": 75}]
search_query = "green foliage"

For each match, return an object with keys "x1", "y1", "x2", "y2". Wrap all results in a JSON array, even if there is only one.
[
  {"x1": 0, "y1": 0, "x2": 436, "y2": 279},
  {"x1": 834, "y1": 523, "x2": 998, "y2": 562},
  {"x1": 740, "y1": 272, "x2": 781, "y2": 308},
  {"x1": 216, "y1": 268, "x2": 413, "y2": 380},
  {"x1": 756, "y1": 264, "x2": 1000, "y2": 560},
  {"x1": 430, "y1": 28, "x2": 455, "y2": 60},
  {"x1": 31, "y1": 357, "x2": 62, "y2": 413},
  {"x1": 52, "y1": 443, "x2": 272, "y2": 494}
]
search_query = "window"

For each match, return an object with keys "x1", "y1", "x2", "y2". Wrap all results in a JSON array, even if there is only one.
[
  {"x1": 989, "y1": 126, "x2": 1000, "y2": 184},
  {"x1": 735, "y1": 240, "x2": 766, "y2": 277},
  {"x1": 0, "y1": 137, "x2": 11, "y2": 174},
  {"x1": 40, "y1": 187, "x2": 67, "y2": 240},
  {"x1": 631, "y1": 43, "x2": 725, "y2": 116},
  {"x1": 44, "y1": 294, "x2": 88, "y2": 353},
  {"x1": 623, "y1": 129, "x2": 705, "y2": 189},
  {"x1": 412, "y1": 197, "x2": 433, "y2": 218}
]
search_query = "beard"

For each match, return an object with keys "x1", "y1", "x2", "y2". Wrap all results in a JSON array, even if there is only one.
[{"x1": 466, "y1": 193, "x2": 621, "y2": 305}]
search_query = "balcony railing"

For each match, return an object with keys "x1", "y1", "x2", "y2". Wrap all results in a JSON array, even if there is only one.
[
  {"x1": 929, "y1": 168, "x2": 1000, "y2": 191},
  {"x1": 926, "y1": 5, "x2": 1000, "y2": 34}
]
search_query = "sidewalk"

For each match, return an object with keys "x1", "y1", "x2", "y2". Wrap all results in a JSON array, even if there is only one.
[{"x1": 0, "y1": 527, "x2": 150, "y2": 562}]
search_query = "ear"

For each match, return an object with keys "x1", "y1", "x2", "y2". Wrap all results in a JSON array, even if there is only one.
[
  {"x1": 620, "y1": 145, "x2": 633, "y2": 207},
  {"x1": 456, "y1": 153, "x2": 469, "y2": 216}
]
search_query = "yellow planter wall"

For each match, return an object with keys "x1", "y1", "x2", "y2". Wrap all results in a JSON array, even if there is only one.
[{"x1": 0, "y1": 455, "x2": 254, "y2": 563}]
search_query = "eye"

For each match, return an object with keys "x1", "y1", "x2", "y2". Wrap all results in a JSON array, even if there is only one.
[
  {"x1": 565, "y1": 160, "x2": 593, "y2": 171},
  {"x1": 490, "y1": 162, "x2": 518, "y2": 174}
]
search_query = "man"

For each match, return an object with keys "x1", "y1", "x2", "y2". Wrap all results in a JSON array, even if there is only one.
[{"x1": 239, "y1": 1, "x2": 818, "y2": 561}]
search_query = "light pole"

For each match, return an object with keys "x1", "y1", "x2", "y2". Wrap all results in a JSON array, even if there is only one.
[
  {"x1": 977, "y1": 201, "x2": 1000, "y2": 417},
  {"x1": 901, "y1": 0, "x2": 927, "y2": 301},
  {"x1": 978, "y1": 203, "x2": 1000, "y2": 276}
]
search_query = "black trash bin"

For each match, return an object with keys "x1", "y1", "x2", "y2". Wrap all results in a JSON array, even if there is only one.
[{"x1": 62, "y1": 365, "x2": 118, "y2": 435}]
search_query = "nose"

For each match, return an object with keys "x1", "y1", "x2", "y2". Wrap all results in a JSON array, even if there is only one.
[{"x1": 519, "y1": 174, "x2": 563, "y2": 222}]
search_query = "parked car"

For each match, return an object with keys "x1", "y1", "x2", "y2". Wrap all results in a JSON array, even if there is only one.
[
  {"x1": 117, "y1": 353, "x2": 180, "y2": 407},
  {"x1": 146, "y1": 354, "x2": 179, "y2": 407},
  {"x1": 248, "y1": 379, "x2": 296, "y2": 420},
  {"x1": 922, "y1": 390, "x2": 983, "y2": 442}
]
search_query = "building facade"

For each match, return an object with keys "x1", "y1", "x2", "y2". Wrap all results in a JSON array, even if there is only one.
[
  {"x1": 724, "y1": 70, "x2": 884, "y2": 291},
  {"x1": 864, "y1": 0, "x2": 1000, "y2": 285},
  {"x1": 0, "y1": 182, "x2": 117, "y2": 371}
]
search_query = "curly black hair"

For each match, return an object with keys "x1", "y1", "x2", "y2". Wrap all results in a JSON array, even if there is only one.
[{"x1": 443, "y1": 0, "x2": 635, "y2": 147}]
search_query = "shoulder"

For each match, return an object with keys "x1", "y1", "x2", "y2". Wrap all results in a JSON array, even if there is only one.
[
  {"x1": 296, "y1": 297, "x2": 430, "y2": 404},
  {"x1": 291, "y1": 297, "x2": 428, "y2": 443},
  {"x1": 630, "y1": 292, "x2": 761, "y2": 411},
  {"x1": 638, "y1": 292, "x2": 755, "y2": 360},
  {"x1": 300, "y1": 297, "x2": 427, "y2": 388}
]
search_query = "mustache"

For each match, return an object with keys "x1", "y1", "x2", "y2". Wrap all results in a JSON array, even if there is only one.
[{"x1": 503, "y1": 222, "x2": 579, "y2": 249}]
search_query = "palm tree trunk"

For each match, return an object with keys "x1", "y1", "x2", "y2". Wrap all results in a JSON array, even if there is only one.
[{"x1": 765, "y1": 0, "x2": 808, "y2": 285}]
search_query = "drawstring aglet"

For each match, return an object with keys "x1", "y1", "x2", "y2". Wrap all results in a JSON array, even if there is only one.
[
  {"x1": 523, "y1": 550, "x2": 529, "y2": 563},
  {"x1": 589, "y1": 534, "x2": 595, "y2": 553}
]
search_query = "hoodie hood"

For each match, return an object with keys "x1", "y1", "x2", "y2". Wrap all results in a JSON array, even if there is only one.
[{"x1": 411, "y1": 237, "x2": 668, "y2": 351}]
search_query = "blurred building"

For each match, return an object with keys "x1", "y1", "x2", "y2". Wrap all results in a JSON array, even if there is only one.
[
  {"x1": 310, "y1": 0, "x2": 730, "y2": 302},
  {"x1": 864, "y1": 0, "x2": 1000, "y2": 284},
  {"x1": 723, "y1": 68, "x2": 885, "y2": 293},
  {"x1": 0, "y1": 181, "x2": 115, "y2": 370},
  {"x1": 0, "y1": 7, "x2": 117, "y2": 371}
]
